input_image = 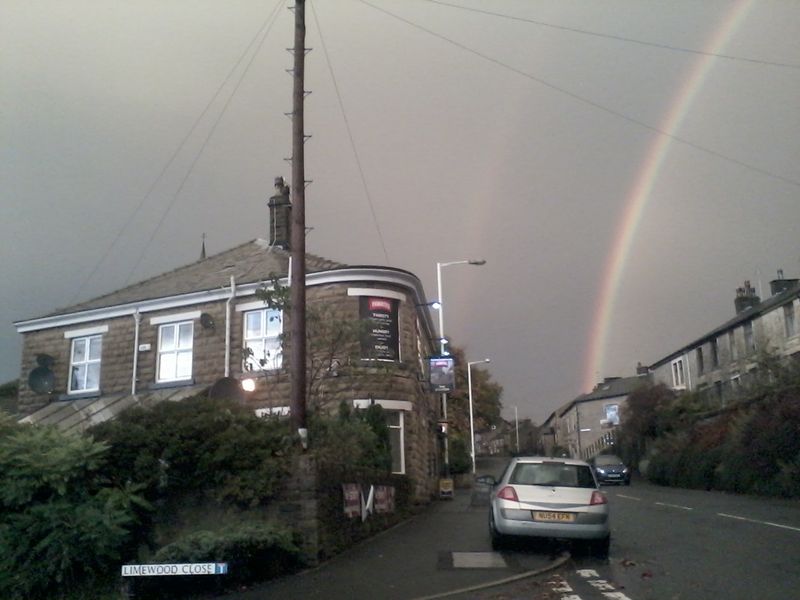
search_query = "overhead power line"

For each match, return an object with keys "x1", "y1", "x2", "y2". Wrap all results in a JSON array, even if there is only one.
[
  {"x1": 357, "y1": 0, "x2": 800, "y2": 190},
  {"x1": 69, "y1": 0, "x2": 284, "y2": 303},
  {"x1": 123, "y1": 2, "x2": 285, "y2": 286},
  {"x1": 310, "y1": 0, "x2": 391, "y2": 265},
  {"x1": 427, "y1": 0, "x2": 800, "y2": 70}
]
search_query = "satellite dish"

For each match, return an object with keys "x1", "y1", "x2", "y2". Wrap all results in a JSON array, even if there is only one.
[
  {"x1": 200, "y1": 313, "x2": 215, "y2": 330},
  {"x1": 208, "y1": 377, "x2": 244, "y2": 403},
  {"x1": 36, "y1": 353, "x2": 55, "y2": 368},
  {"x1": 28, "y1": 366, "x2": 55, "y2": 394}
]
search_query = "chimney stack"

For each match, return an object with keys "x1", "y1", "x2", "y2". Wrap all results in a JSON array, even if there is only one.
[
  {"x1": 734, "y1": 280, "x2": 760, "y2": 314},
  {"x1": 268, "y1": 176, "x2": 291, "y2": 250},
  {"x1": 769, "y1": 269, "x2": 799, "y2": 296}
]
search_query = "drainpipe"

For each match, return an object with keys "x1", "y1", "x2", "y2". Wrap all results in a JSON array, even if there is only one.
[
  {"x1": 131, "y1": 309, "x2": 141, "y2": 395},
  {"x1": 225, "y1": 275, "x2": 236, "y2": 377}
]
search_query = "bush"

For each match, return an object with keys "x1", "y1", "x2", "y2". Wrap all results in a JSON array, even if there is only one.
[
  {"x1": 132, "y1": 524, "x2": 303, "y2": 598},
  {"x1": 0, "y1": 423, "x2": 147, "y2": 600},
  {"x1": 90, "y1": 396, "x2": 293, "y2": 509},
  {"x1": 309, "y1": 403, "x2": 392, "y2": 472}
]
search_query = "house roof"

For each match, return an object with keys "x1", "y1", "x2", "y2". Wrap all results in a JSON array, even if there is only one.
[
  {"x1": 557, "y1": 375, "x2": 647, "y2": 417},
  {"x1": 649, "y1": 280, "x2": 800, "y2": 368},
  {"x1": 43, "y1": 239, "x2": 344, "y2": 317}
]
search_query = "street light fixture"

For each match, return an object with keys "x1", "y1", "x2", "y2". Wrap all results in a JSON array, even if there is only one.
[
  {"x1": 468, "y1": 358, "x2": 491, "y2": 474},
  {"x1": 435, "y1": 258, "x2": 486, "y2": 474}
]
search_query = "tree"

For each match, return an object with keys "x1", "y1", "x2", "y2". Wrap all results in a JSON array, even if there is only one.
[
  {"x1": 444, "y1": 347, "x2": 503, "y2": 436},
  {"x1": 0, "y1": 420, "x2": 147, "y2": 599},
  {"x1": 616, "y1": 382, "x2": 676, "y2": 467}
]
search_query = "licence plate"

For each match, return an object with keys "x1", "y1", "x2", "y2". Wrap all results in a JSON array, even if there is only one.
[{"x1": 533, "y1": 511, "x2": 576, "y2": 522}]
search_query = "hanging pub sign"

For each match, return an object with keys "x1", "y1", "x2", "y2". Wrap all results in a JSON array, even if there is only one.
[
  {"x1": 429, "y1": 356, "x2": 455, "y2": 392},
  {"x1": 360, "y1": 296, "x2": 400, "y2": 361}
]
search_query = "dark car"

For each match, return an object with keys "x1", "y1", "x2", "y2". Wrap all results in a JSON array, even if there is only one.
[{"x1": 591, "y1": 455, "x2": 631, "y2": 485}]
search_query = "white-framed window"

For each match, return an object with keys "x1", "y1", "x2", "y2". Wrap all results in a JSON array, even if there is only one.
[
  {"x1": 69, "y1": 335, "x2": 102, "y2": 393},
  {"x1": 157, "y1": 321, "x2": 193, "y2": 382},
  {"x1": 352, "y1": 399, "x2": 410, "y2": 475},
  {"x1": 744, "y1": 321, "x2": 755, "y2": 354},
  {"x1": 671, "y1": 358, "x2": 686, "y2": 389},
  {"x1": 386, "y1": 410, "x2": 405, "y2": 474},
  {"x1": 784, "y1": 304, "x2": 796, "y2": 338},
  {"x1": 696, "y1": 347, "x2": 705, "y2": 375},
  {"x1": 729, "y1": 330, "x2": 737, "y2": 361},
  {"x1": 711, "y1": 338, "x2": 719, "y2": 369},
  {"x1": 243, "y1": 308, "x2": 283, "y2": 371}
]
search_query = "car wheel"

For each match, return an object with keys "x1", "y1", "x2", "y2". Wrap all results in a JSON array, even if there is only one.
[
  {"x1": 588, "y1": 535, "x2": 610, "y2": 559},
  {"x1": 489, "y1": 512, "x2": 505, "y2": 551}
]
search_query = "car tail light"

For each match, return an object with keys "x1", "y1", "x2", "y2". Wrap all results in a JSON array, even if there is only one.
[
  {"x1": 496, "y1": 486, "x2": 519, "y2": 502},
  {"x1": 590, "y1": 491, "x2": 608, "y2": 505}
]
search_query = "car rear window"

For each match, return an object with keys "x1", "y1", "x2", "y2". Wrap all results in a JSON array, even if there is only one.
[
  {"x1": 594, "y1": 455, "x2": 623, "y2": 466},
  {"x1": 509, "y1": 463, "x2": 596, "y2": 488}
]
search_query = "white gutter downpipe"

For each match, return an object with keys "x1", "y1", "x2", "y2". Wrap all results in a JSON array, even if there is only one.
[
  {"x1": 225, "y1": 275, "x2": 236, "y2": 377},
  {"x1": 131, "y1": 309, "x2": 141, "y2": 395}
]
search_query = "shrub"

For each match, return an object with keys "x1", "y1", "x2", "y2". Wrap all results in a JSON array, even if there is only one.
[
  {"x1": 132, "y1": 524, "x2": 303, "y2": 598},
  {"x1": 310, "y1": 403, "x2": 392, "y2": 472},
  {"x1": 90, "y1": 396, "x2": 293, "y2": 509},
  {"x1": 0, "y1": 423, "x2": 147, "y2": 600}
]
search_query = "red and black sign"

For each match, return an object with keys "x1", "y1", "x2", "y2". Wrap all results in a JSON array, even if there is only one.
[{"x1": 360, "y1": 297, "x2": 399, "y2": 361}]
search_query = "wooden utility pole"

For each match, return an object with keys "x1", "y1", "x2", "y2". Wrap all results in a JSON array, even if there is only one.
[{"x1": 290, "y1": 0, "x2": 307, "y2": 441}]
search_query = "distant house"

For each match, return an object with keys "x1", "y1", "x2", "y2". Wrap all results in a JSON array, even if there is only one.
[
  {"x1": 649, "y1": 275, "x2": 800, "y2": 405},
  {"x1": 542, "y1": 375, "x2": 647, "y2": 460},
  {"x1": 14, "y1": 185, "x2": 443, "y2": 501}
]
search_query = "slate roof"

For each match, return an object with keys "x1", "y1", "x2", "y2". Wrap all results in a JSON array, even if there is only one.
[
  {"x1": 47, "y1": 239, "x2": 345, "y2": 317},
  {"x1": 649, "y1": 279, "x2": 800, "y2": 367},
  {"x1": 557, "y1": 375, "x2": 647, "y2": 417}
]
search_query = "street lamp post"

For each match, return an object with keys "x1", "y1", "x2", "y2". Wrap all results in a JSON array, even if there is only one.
[
  {"x1": 468, "y1": 358, "x2": 491, "y2": 474},
  {"x1": 435, "y1": 259, "x2": 486, "y2": 474}
]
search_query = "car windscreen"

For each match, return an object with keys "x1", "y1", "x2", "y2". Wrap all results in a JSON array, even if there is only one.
[
  {"x1": 594, "y1": 456, "x2": 623, "y2": 466},
  {"x1": 509, "y1": 462, "x2": 596, "y2": 488}
]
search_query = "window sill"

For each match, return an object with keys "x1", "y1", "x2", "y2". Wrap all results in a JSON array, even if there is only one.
[
  {"x1": 58, "y1": 390, "x2": 102, "y2": 401},
  {"x1": 149, "y1": 379, "x2": 196, "y2": 391}
]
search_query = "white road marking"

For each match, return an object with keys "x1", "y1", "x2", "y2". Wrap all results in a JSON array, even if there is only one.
[
  {"x1": 655, "y1": 501, "x2": 693, "y2": 511},
  {"x1": 718, "y1": 513, "x2": 800, "y2": 533},
  {"x1": 576, "y1": 569, "x2": 600, "y2": 578},
  {"x1": 588, "y1": 579, "x2": 616, "y2": 591},
  {"x1": 602, "y1": 593, "x2": 633, "y2": 600},
  {"x1": 615, "y1": 494, "x2": 641, "y2": 501}
]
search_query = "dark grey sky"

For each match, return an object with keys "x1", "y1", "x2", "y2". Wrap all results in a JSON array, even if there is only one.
[{"x1": 2, "y1": 0, "x2": 798, "y2": 422}]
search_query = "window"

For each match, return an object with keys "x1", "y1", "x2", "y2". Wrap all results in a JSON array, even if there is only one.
[
  {"x1": 671, "y1": 358, "x2": 686, "y2": 389},
  {"x1": 696, "y1": 347, "x2": 705, "y2": 375},
  {"x1": 69, "y1": 335, "x2": 102, "y2": 393},
  {"x1": 243, "y1": 308, "x2": 283, "y2": 371},
  {"x1": 743, "y1": 321, "x2": 755, "y2": 354},
  {"x1": 157, "y1": 321, "x2": 193, "y2": 382},
  {"x1": 784, "y1": 304, "x2": 796, "y2": 338},
  {"x1": 729, "y1": 330, "x2": 737, "y2": 361},
  {"x1": 711, "y1": 338, "x2": 719, "y2": 368},
  {"x1": 603, "y1": 404, "x2": 620, "y2": 427},
  {"x1": 387, "y1": 411, "x2": 405, "y2": 474}
]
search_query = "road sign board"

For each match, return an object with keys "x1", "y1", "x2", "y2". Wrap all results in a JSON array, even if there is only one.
[{"x1": 121, "y1": 563, "x2": 228, "y2": 577}]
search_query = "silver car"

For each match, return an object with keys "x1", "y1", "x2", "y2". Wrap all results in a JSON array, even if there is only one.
[{"x1": 488, "y1": 456, "x2": 610, "y2": 557}]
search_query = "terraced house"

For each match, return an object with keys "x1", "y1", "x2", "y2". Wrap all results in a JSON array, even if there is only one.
[
  {"x1": 14, "y1": 192, "x2": 443, "y2": 501},
  {"x1": 649, "y1": 273, "x2": 800, "y2": 405}
]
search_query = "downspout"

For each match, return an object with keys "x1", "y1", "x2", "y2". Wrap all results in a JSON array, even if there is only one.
[
  {"x1": 131, "y1": 309, "x2": 141, "y2": 395},
  {"x1": 225, "y1": 275, "x2": 236, "y2": 377}
]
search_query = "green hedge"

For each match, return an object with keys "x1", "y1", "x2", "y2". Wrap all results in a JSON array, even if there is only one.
[
  {"x1": 131, "y1": 524, "x2": 303, "y2": 598},
  {"x1": 646, "y1": 393, "x2": 800, "y2": 497}
]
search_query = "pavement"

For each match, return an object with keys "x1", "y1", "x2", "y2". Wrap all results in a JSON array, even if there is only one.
[{"x1": 222, "y1": 485, "x2": 565, "y2": 600}]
